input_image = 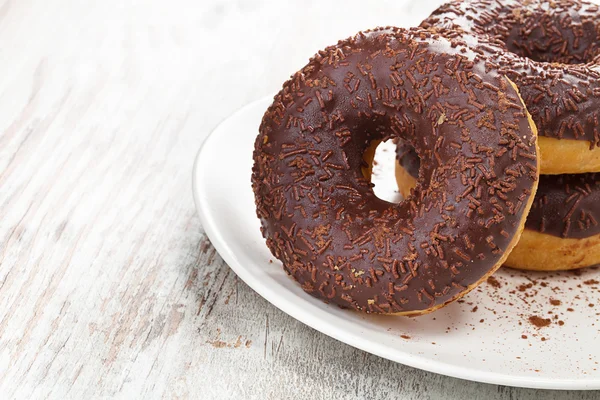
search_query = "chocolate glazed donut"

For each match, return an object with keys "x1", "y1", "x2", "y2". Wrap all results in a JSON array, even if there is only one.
[
  {"x1": 396, "y1": 141, "x2": 600, "y2": 270},
  {"x1": 421, "y1": 0, "x2": 600, "y2": 174},
  {"x1": 252, "y1": 27, "x2": 539, "y2": 315}
]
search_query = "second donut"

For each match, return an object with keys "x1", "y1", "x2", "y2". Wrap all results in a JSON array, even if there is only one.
[{"x1": 421, "y1": 0, "x2": 600, "y2": 174}]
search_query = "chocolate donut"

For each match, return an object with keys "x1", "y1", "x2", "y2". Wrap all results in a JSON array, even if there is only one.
[
  {"x1": 252, "y1": 27, "x2": 539, "y2": 315},
  {"x1": 421, "y1": 0, "x2": 600, "y2": 174},
  {"x1": 396, "y1": 142, "x2": 600, "y2": 270}
]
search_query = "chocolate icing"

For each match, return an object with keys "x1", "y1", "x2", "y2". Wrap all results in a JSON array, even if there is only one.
[
  {"x1": 395, "y1": 139, "x2": 420, "y2": 179},
  {"x1": 397, "y1": 141, "x2": 600, "y2": 239},
  {"x1": 421, "y1": 0, "x2": 600, "y2": 147},
  {"x1": 252, "y1": 27, "x2": 538, "y2": 314},
  {"x1": 528, "y1": 173, "x2": 600, "y2": 238}
]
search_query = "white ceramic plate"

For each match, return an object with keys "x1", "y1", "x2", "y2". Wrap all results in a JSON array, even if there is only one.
[{"x1": 193, "y1": 96, "x2": 600, "y2": 390}]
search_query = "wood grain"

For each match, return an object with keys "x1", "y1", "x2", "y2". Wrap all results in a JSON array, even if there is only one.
[{"x1": 0, "y1": 0, "x2": 598, "y2": 398}]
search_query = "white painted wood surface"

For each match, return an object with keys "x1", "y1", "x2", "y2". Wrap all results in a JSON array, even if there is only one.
[{"x1": 0, "y1": 0, "x2": 598, "y2": 398}]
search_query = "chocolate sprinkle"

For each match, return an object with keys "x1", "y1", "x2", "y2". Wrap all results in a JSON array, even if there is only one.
[{"x1": 252, "y1": 27, "x2": 538, "y2": 314}]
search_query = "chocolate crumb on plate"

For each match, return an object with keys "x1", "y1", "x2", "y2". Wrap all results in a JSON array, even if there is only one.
[
  {"x1": 487, "y1": 276, "x2": 502, "y2": 288},
  {"x1": 529, "y1": 315, "x2": 551, "y2": 328}
]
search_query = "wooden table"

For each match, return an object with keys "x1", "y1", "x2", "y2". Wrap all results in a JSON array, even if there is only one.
[{"x1": 1, "y1": 0, "x2": 598, "y2": 398}]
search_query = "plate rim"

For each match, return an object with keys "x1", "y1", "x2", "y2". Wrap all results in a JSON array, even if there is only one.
[{"x1": 193, "y1": 96, "x2": 598, "y2": 391}]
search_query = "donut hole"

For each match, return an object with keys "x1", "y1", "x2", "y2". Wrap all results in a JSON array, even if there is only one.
[
  {"x1": 497, "y1": 10, "x2": 600, "y2": 64},
  {"x1": 368, "y1": 140, "x2": 403, "y2": 204}
]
